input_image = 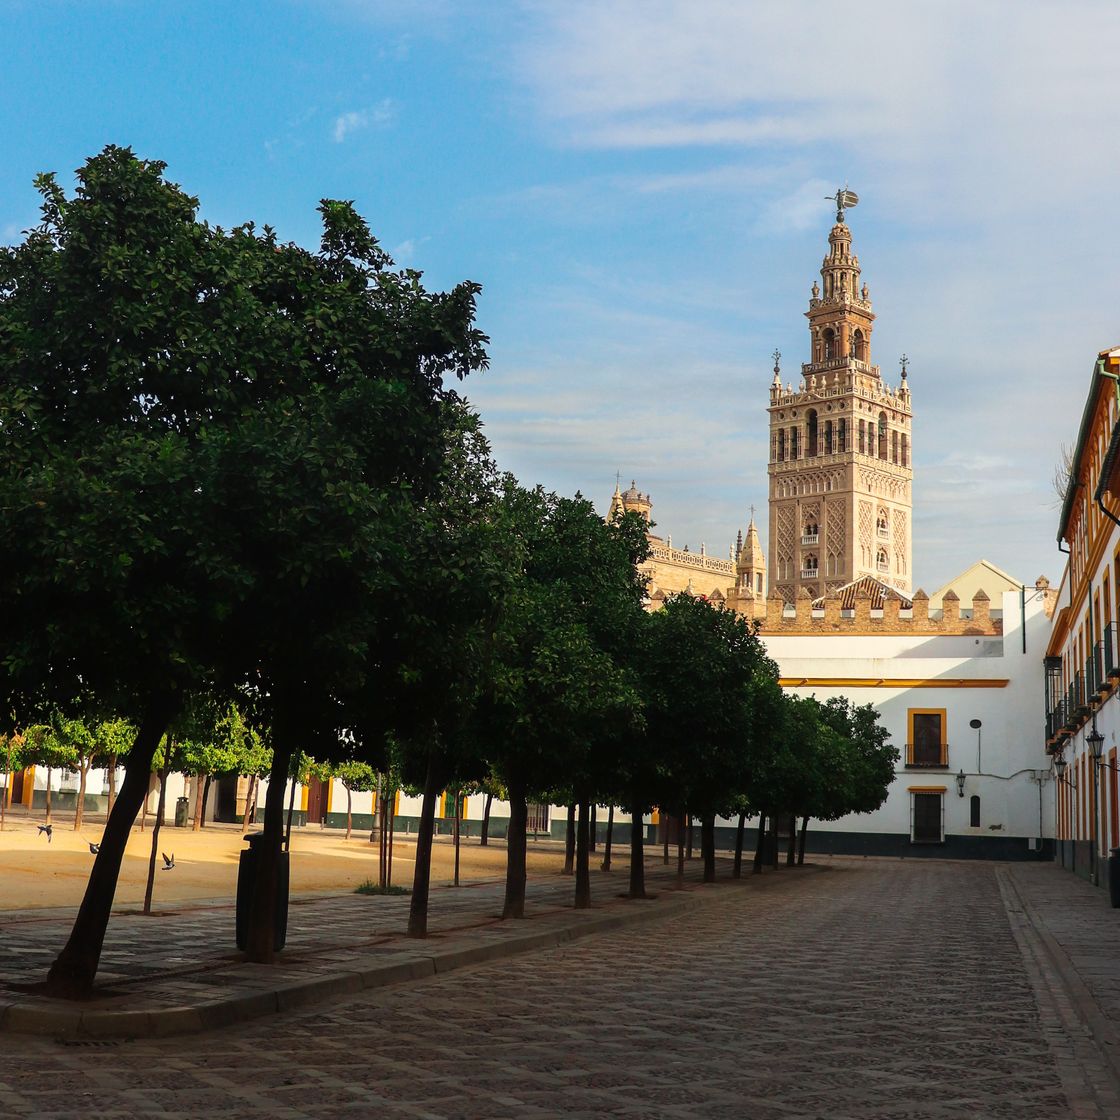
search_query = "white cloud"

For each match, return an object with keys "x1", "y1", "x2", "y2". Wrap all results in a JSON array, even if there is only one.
[{"x1": 332, "y1": 99, "x2": 397, "y2": 142}]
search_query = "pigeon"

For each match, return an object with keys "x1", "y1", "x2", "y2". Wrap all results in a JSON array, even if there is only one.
[
  {"x1": 161, "y1": 852, "x2": 175, "y2": 870},
  {"x1": 37, "y1": 824, "x2": 52, "y2": 842},
  {"x1": 88, "y1": 841, "x2": 100, "y2": 854}
]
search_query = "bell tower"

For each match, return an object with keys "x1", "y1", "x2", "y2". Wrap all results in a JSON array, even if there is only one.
[{"x1": 767, "y1": 192, "x2": 913, "y2": 602}]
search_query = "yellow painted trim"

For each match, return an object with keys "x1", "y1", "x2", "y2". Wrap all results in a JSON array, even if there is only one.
[
  {"x1": 21, "y1": 765, "x2": 35, "y2": 807},
  {"x1": 393, "y1": 790, "x2": 400, "y2": 816},
  {"x1": 650, "y1": 809, "x2": 661, "y2": 825},
  {"x1": 300, "y1": 784, "x2": 309, "y2": 813},
  {"x1": 779, "y1": 677, "x2": 1009, "y2": 689},
  {"x1": 325, "y1": 779, "x2": 332, "y2": 815},
  {"x1": 908, "y1": 785, "x2": 947, "y2": 793}
]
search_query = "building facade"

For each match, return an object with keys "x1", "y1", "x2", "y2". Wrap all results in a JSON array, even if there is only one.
[{"x1": 1045, "y1": 346, "x2": 1120, "y2": 884}]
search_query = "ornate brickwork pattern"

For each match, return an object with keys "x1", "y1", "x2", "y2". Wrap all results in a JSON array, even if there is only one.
[
  {"x1": 776, "y1": 505, "x2": 795, "y2": 571},
  {"x1": 893, "y1": 510, "x2": 908, "y2": 575},
  {"x1": 827, "y1": 501, "x2": 846, "y2": 565},
  {"x1": 858, "y1": 500, "x2": 873, "y2": 567}
]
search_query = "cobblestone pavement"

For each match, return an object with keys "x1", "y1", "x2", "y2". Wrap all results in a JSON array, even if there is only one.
[{"x1": 3, "y1": 859, "x2": 1119, "y2": 1119}]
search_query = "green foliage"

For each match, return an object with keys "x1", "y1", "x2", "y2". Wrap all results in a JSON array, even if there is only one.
[
  {"x1": 354, "y1": 880, "x2": 410, "y2": 896},
  {"x1": 640, "y1": 593, "x2": 780, "y2": 819}
]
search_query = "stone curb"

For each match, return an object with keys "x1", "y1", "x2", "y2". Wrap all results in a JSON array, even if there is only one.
[
  {"x1": 998, "y1": 867, "x2": 1120, "y2": 1087},
  {"x1": 0, "y1": 871, "x2": 815, "y2": 1040}
]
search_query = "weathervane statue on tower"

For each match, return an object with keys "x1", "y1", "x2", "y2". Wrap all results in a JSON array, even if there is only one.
[{"x1": 827, "y1": 186, "x2": 859, "y2": 223}]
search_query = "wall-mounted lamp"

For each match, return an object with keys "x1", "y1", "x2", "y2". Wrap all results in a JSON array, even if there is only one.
[
  {"x1": 955, "y1": 768, "x2": 967, "y2": 797},
  {"x1": 1054, "y1": 755, "x2": 1077, "y2": 789},
  {"x1": 1088, "y1": 727, "x2": 1105, "y2": 761}
]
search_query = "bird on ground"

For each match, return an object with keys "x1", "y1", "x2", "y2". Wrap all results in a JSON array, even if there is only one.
[
  {"x1": 37, "y1": 824, "x2": 52, "y2": 842},
  {"x1": 88, "y1": 841, "x2": 100, "y2": 854},
  {"x1": 161, "y1": 852, "x2": 175, "y2": 870}
]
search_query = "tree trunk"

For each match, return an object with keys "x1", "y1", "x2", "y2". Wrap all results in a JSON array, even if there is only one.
[
  {"x1": 480, "y1": 791, "x2": 493, "y2": 847},
  {"x1": 453, "y1": 789, "x2": 461, "y2": 887},
  {"x1": 245, "y1": 731, "x2": 294, "y2": 964},
  {"x1": 798, "y1": 816, "x2": 809, "y2": 865},
  {"x1": 407, "y1": 753, "x2": 441, "y2": 938},
  {"x1": 142, "y1": 756, "x2": 170, "y2": 915},
  {"x1": 74, "y1": 757, "x2": 90, "y2": 831},
  {"x1": 686, "y1": 814, "x2": 694, "y2": 860},
  {"x1": 733, "y1": 812, "x2": 746, "y2": 879},
  {"x1": 628, "y1": 802, "x2": 647, "y2": 899},
  {"x1": 752, "y1": 813, "x2": 767, "y2": 875},
  {"x1": 240, "y1": 775, "x2": 258, "y2": 836},
  {"x1": 45, "y1": 767, "x2": 52, "y2": 824},
  {"x1": 601, "y1": 805, "x2": 614, "y2": 871},
  {"x1": 702, "y1": 814, "x2": 716, "y2": 883},
  {"x1": 676, "y1": 812, "x2": 685, "y2": 887},
  {"x1": 786, "y1": 814, "x2": 797, "y2": 865},
  {"x1": 387, "y1": 788, "x2": 396, "y2": 886},
  {"x1": 662, "y1": 815, "x2": 669, "y2": 864},
  {"x1": 562, "y1": 803, "x2": 576, "y2": 874},
  {"x1": 574, "y1": 800, "x2": 591, "y2": 909},
  {"x1": 378, "y1": 788, "x2": 388, "y2": 888},
  {"x1": 502, "y1": 775, "x2": 528, "y2": 919},
  {"x1": 589, "y1": 803, "x2": 597, "y2": 853},
  {"x1": 193, "y1": 770, "x2": 206, "y2": 832},
  {"x1": 0, "y1": 738, "x2": 8, "y2": 831},
  {"x1": 284, "y1": 757, "x2": 299, "y2": 851},
  {"x1": 345, "y1": 785, "x2": 353, "y2": 840},
  {"x1": 769, "y1": 815, "x2": 780, "y2": 869},
  {"x1": 200, "y1": 773, "x2": 212, "y2": 829},
  {"x1": 45, "y1": 703, "x2": 172, "y2": 998},
  {"x1": 370, "y1": 773, "x2": 382, "y2": 846},
  {"x1": 106, "y1": 755, "x2": 117, "y2": 817}
]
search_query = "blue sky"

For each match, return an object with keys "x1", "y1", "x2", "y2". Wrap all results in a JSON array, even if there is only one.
[{"x1": 4, "y1": 1, "x2": 1120, "y2": 592}]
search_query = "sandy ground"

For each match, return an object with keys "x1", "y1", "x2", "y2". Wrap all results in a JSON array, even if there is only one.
[{"x1": 0, "y1": 808, "x2": 573, "y2": 911}]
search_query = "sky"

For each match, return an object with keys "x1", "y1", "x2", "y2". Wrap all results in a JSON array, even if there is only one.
[{"x1": 3, "y1": 1, "x2": 1120, "y2": 592}]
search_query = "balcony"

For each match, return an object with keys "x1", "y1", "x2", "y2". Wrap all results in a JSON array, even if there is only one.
[
  {"x1": 905, "y1": 742, "x2": 949, "y2": 769},
  {"x1": 800, "y1": 568, "x2": 819, "y2": 580},
  {"x1": 877, "y1": 525, "x2": 889, "y2": 538},
  {"x1": 801, "y1": 533, "x2": 819, "y2": 546}
]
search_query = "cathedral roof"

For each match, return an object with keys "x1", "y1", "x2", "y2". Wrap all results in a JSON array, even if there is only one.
[{"x1": 812, "y1": 576, "x2": 912, "y2": 612}]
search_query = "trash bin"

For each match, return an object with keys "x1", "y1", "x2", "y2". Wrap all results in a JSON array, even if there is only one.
[
  {"x1": 174, "y1": 796, "x2": 190, "y2": 828},
  {"x1": 235, "y1": 832, "x2": 289, "y2": 952},
  {"x1": 1109, "y1": 848, "x2": 1120, "y2": 909}
]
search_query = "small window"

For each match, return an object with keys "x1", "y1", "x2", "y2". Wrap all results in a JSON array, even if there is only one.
[{"x1": 969, "y1": 795, "x2": 980, "y2": 828}]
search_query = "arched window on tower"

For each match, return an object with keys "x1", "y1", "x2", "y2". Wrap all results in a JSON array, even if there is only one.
[
  {"x1": 807, "y1": 410, "x2": 818, "y2": 456},
  {"x1": 823, "y1": 328, "x2": 835, "y2": 360},
  {"x1": 801, "y1": 553, "x2": 819, "y2": 579},
  {"x1": 858, "y1": 419, "x2": 866, "y2": 454},
  {"x1": 878, "y1": 412, "x2": 888, "y2": 459},
  {"x1": 902, "y1": 433, "x2": 909, "y2": 467},
  {"x1": 777, "y1": 429, "x2": 786, "y2": 462},
  {"x1": 838, "y1": 418, "x2": 847, "y2": 452},
  {"x1": 853, "y1": 328, "x2": 866, "y2": 362},
  {"x1": 790, "y1": 427, "x2": 800, "y2": 459},
  {"x1": 892, "y1": 429, "x2": 899, "y2": 464},
  {"x1": 876, "y1": 547, "x2": 889, "y2": 573},
  {"x1": 824, "y1": 419, "x2": 833, "y2": 454}
]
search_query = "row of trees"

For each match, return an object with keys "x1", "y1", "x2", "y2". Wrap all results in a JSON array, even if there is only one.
[{"x1": 0, "y1": 148, "x2": 895, "y2": 1000}]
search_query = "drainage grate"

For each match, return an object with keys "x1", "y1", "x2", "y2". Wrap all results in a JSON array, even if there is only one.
[{"x1": 56, "y1": 1038, "x2": 127, "y2": 1048}]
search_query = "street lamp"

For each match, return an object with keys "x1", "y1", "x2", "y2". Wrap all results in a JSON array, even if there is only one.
[
  {"x1": 969, "y1": 718, "x2": 983, "y2": 772},
  {"x1": 1088, "y1": 725, "x2": 1105, "y2": 887},
  {"x1": 1053, "y1": 754, "x2": 1076, "y2": 786},
  {"x1": 955, "y1": 769, "x2": 966, "y2": 797}
]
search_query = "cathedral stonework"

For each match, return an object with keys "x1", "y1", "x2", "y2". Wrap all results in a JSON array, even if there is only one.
[{"x1": 766, "y1": 200, "x2": 913, "y2": 602}]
